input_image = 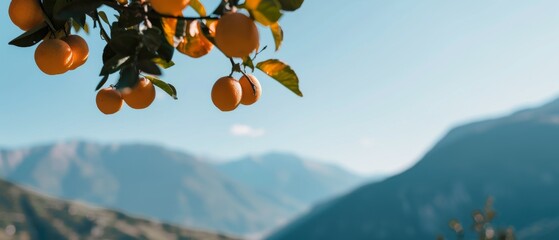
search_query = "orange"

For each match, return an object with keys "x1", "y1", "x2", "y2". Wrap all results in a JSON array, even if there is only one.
[
  {"x1": 63, "y1": 35, "x2": 89, "y2": 70},
  {"x1": 150, "y1": 0, "x2": 189, "y2": 16},
  {"x1": 215, "y1": 13, "x2": 259, "y2": 58},
  {"x1": 96, "y1": 88, "x2": 123, "y2": 115},
  {"x1": 239, "y1": 74, "x2": 262, "y2": 105},
  {"x1": 9, "y1": 0, "x2": 44, "y2": 31},
  {"x1": 34, "y1": 39, "x2": 73, "y2": 75},
  {"x1": 177, "y1": 21, "x2": 214, "y2": 58},
  {"x1": 211, "y1": 76, "x2": 242, "y2": 111},
  {"x1": 122, "y1": 78, "x2": 156, "y2": 109}
]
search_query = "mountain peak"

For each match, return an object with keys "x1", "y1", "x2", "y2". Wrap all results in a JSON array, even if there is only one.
[
  {"x1": 436, "y1": 97, "x2": 559, "y2": 150},
  {"x1": 269, "y1": 97, "x2": 559, "y2": 240}
]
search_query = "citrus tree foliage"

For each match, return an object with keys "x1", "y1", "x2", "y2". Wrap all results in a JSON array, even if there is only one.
[{"x1": 8, "y1": 0, "x2": 304, "y2": 113}]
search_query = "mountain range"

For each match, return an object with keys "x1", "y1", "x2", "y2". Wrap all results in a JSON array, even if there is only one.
[
  {"x1": 269, "y1": 98, "x2": 559, "y2": 240},
  {"x1": 218, "y1": 152, "x2": 366, "y2": 207},
  {"x1": 0, "y1": 142, "x2": 365, "y2": 236},
  {"x1": 0, "y1": 177, "x2": 238, "y2": 240}
]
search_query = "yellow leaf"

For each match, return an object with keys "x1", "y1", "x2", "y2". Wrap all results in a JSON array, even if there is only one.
[
  {"x1": 270, "y1": 22, "x2": 283, "y2": 51},
  {"x1": 189, "y1": 0, "x2": 207, "y2": 17},
  {"x1": 256, "y1": 59, "x2": 302, "y2": 97},
  {"x1": 176, "y1": 21, "x2": 214, "y2": 58}
]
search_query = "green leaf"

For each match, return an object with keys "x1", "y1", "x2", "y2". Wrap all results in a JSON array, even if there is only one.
[
  {"x1": 278, "y1": 0, "x2": 304, "y2": 11},
  {"x1": 270, "y1": 22, "x2": 283, "y2": 51},
  {"x1": 110, "y1": 30, "x2": 141, "y2": 55},
  {"x1": 115, "y1": 65, "x2": 139, "y2": 90},
  {"x1": 212, "y1": 0, "x2": 228, "y2": 16},
  {"x1": 142, "y1": 28, "x2": 163, "y2": 52},
  {"x1": 117, "y1": 7, "x2": 144, "y2": 28},
  {"x1": 71, "y1": 19, "x2": 81, "y2": 33},
  {"x1": 152, "y1": 58, "x2": 175, "y2": 69},
  {"x1": 98, "y1": 11, "x2": 110, "y2": 25},
  {"x1": 145, "y1": 76, "x2": 178, "y2": 99},
  {"x1": 72, "y1": 14, "x2": 87, "y2": 27},
  {"x1": 54, "y1": 0, "x2": 103, "y2": 20},
  {"x1": 82, "y1": 22, "x2": 90, "y2": 34},
  {"x1": 256, "y1": 59, "x2": 303, "y2": 97},
  {"x1": 99, "y1": 55, "x2": 131, "y2": 76},
  {"x1": 95, "y1": 75, "x2": 110, "y2": 91},
  {"x1": 189, "y1": 0, "x2": 207, "y2": 16},
  {"x1": 138, "y1": 59, "x2": 162, "y2": 75},
  {"x1": 246, "y1": 0, "x2": 282, "y2": 26},
  {"x1": 102, "y1": 44, "x2": 117, "y2": 64},
  {"x1": 242, "y1": 56, "x2": 255, "y2": 72},
  {"x1": 9, "y1": 22, "x2": 49, "y2": 47},
  {"x1": 151, "y1": 17, "x2": 175, "y2": 61}
]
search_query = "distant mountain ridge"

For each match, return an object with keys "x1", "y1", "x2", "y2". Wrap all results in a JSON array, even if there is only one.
[
  {"x1": 218, "y1": 152, "x2": 366, "y2": 206},
  {"x1": 0, "y1": 141, "x2": 365, "y2": 237},
  {"x1": 0, "y1": 177, "x2": 238, "y2": 240},
  {"x1": 0, "y1": 142, "x2": 296, "y2": 236},
  {"x1": 269, "y1": 98, "x2": 559, "y2": 240}
]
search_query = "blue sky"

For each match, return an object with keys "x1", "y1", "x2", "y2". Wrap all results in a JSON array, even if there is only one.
[{"x1": 1, "y1": 0, "x2": 559, "y2": 175}]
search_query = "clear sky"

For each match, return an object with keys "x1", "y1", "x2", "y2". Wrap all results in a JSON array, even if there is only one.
[{"x1": 2, "y1": 0, "x2": 559, "y2": 175}]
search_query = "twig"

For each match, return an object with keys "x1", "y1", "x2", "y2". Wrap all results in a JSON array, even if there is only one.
[{"x1": 94, "y1": 10, "x2": 111, "y2": 43}]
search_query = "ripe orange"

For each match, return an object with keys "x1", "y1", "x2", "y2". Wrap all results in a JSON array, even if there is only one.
[
  {"x1": 239, "y1": 74, "x2": 262, "y2": 105},
  {"x1": 177, "y1": 21, "x2": 214, "y2": 58},
  {"x1": 34, "y1": 39, "x2": 74, "y2": 75},
  {"x1": 211, "y1": 76, "x2": 242, "y2": 111},
  {"x1": 63, "y1": 35, "x2": 89, "y2": 70},
  {"x1": 150, "y1": 0, "x2": 189, "y2": 16},
  {"x1": 122, "y1": 78, "x2": 156, "y2": 109},
  {"x1": 8, "y1": 0, "x2": 44, "y2": 31},
  {"x1": 215, "y1": 13, "x2": 259, "y2": 58},
  {"x1": 96, "y1": 88, "x2": 123, "y2": 115}
]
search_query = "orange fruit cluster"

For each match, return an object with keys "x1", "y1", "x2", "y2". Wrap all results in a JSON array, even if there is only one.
[
  {"x1": 33, "y1": 35, "x2": 89, "y2": 75},
  {"x1": 8, "y1": 0, "x2": 89, "y2": 75},
  {"x1": 211, "y1": 74, "x2": 262, "y2": 112},
  {"x1": 34, "y1": 36, "x2": 89, "y2": 75},
  {"x1": 96, "y1": 78, "x2": 157, "y2": 115}
]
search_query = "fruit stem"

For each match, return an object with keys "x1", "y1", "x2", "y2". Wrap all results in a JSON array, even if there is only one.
[{"x1": 229, "y1": 58, "x2": 236, "y2": 77}]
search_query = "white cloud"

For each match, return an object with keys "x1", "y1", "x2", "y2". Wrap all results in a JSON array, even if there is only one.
[{"x1": 230, "y1": 124, "x2": 266, "y2": 138}]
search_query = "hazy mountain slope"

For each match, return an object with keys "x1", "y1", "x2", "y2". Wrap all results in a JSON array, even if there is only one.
[
  {"x1": 269, "y1": 99, "x2": 559, "y2": 240},
  {"x1": 0, "y1": 142, "x2": 297, "y2": 235},
  {"x1": 0, "y1": 178, "x2": 238, "y2": 240},
  {"x1": 218, "y1": 153, "x2": 366, "y2": 205}
]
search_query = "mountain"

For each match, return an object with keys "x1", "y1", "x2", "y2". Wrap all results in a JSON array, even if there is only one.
[
  {"x1": 0, "y1": 178, "x2": 238, "y2": 240},
  {"x1": 218, "y1": 152, "x2": 366, "y2": 206},
  {"x1": 0, "y1": 142, "x2": 298, "y2": 236},
  {"x1": 269, "y1": 98, "x2": 559, "y2": 240}
]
